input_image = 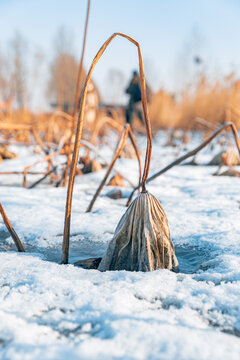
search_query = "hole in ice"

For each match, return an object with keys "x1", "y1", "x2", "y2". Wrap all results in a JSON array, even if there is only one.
[
  {"x1": 0, "y1": 338, "x2": 11, "y2": 348},
  {"x1": 0, "y1": 232, "x2": 108, "y2": 264},
  {"x1": 175, "y1": 244, "x2": 215, "y2": 274},
  {"x1": 0, "y1": 229, "x2": 10, "y2": 241},
  {"x1": 0, "y1": 230, "x2": 218, "y2": 274}
]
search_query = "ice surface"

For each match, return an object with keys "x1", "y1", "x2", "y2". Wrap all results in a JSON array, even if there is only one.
[{"x1": 0, "y1": 132, "x2": 240, "y2": 359}]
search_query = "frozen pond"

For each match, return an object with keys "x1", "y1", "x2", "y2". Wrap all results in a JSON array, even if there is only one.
[{"x1": 0, "y1": 134, "x2": 240, "y2": 359}]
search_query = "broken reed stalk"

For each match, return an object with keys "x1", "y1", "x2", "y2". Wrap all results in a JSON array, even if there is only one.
[
  {"x1": 63, "y1": 0, "x2": 91, "y2": 187},
  {"x1": 27, "y1": 165, "x2": 59, "y2": 189},
  {"x1": 0, "y1": 171, "x2": 45, "y2": 175},
  {"x1": 0, "y1": 203, "x2": 25, "y2": 252},
  {"x1": 86, "y1": 124, "x2": 141, "y2": 212},
  {"x1": 26, "y1": 140, "x2": 66, "y2": 188},
  {"x1": 62, "y1": 32, "x2": 152, "y2": 264},
  {"x1": 126, "y1": 122, "x2": 240, "y2": 206},
  {"x1": 23, "y1": 151, "x2": 58, "y2": 187}
]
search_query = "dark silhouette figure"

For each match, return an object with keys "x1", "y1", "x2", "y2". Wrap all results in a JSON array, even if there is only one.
[
  {"x1": 125, "y1": 70, "x2": 151, "y2": 125},
  {"x1": 125, "y1": 71, "x2": 144, "y2": 125}
]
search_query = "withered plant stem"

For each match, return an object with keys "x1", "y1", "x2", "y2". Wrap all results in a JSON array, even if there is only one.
[
  {"x1": 0, "y1": 171, "x2": 45, "y2": 175},
  {"x1": 126, "y1": 122, "x2": 240, "y2": 206},
  {"x1": 73, "y1": 0, "x2": 91, "y2": 123},
  {"x1": 62, "y1": 33, "x2": 151, "y2": 264},
  {"x1": 86, "y1": 124, "x2": 141, "y2": 212},
  {"x1": 31, "y1": 129, "x2": 49, "y2": 154},
  {"x1": 63, "y1": 0, "x2": 91, "y2": 187},
  {"x1": 0, "y1": 203, "x2": 25, "y2": 252},
  {"x1": 27, "y1": 165, "x2": 58, "y2": 189},
  {"x1": 127, "y1": 126, "x2": 142, "y2": 191},
  {"x1": 23, "y1": 151, "x2": 58, "y2": 187}
]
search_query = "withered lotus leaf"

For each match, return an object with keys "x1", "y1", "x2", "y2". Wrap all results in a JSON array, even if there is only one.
[{"x1": 98, "y1": 192, "x2": 179, "y2": 272}]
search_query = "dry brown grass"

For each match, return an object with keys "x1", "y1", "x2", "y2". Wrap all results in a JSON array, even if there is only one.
[{"x1": 148, "y1": 75, "x2": 240, "y2": 131}]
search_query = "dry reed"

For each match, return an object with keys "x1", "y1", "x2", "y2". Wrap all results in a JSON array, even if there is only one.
[
  {"x1": 0, "y1": 202, "x2": 25, "y2": 252},
  {"x1": 63, "y1": 0, "x2": 91, "y2": 186}
]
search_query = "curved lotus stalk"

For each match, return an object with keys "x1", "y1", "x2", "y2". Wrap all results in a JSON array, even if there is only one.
[
  {"x1": 61, "y1": 32, "x2": 152, "y2": 264},
  {"x1": 98, "y1": 192, "x2": 179, "y2": 271},
  {"x1": 62, "y1": 32, "x2": 178, "y2": 272}
]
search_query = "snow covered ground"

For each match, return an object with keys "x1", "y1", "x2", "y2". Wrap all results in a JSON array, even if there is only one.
[{"x1": 0, "y1": 132, "x2": 240, "y2": 360}]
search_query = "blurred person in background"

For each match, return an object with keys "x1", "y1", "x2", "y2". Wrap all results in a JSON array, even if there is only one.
[{"x1": 125, "y1": 70, "x2": 152, "y2": 125}]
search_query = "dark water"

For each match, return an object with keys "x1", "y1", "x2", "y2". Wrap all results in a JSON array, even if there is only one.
[
  {"x1": 0, "y1": 229, "x2": 9, "y2": 241},
  {"x1": 175, "y1": 243, "x2": 214, "y2": 274},
  {"x1": 0, "y1": 231, "x2": 107, "y2": 265},
  {"x1": 0, "y1": 229, "x2": 216, "y2": 274}
]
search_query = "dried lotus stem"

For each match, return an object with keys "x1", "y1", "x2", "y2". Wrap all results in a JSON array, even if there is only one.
[
  {"x1": 72, "y1": 0, "x2": 91, "y2": 129},
  {"x1": 62, "y1": 32, "x2": 150, "y2": 264},
  {"x1": 86, "y1": 124, "x2": 141, "y2": 212},
  {"x1": 23, "y1": 151, "x2": 58, "y2": 187},
  {"x1": 63, "y1": 0, "x2": 91, "y2": 187},
  {"x1": 0, "y1": 203, "x2": 25, "y2": 252},
  {"x1": 28, "y1": 165, "x2": 59, "y2": 189},
  {"x1": 126, "y1": 122, "x2": 240, "y2": 206},
  {"x1": 0, "y1": 171, "x2": 45, "y2": 175}
]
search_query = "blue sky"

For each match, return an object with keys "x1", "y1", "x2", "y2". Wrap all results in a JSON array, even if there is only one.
[{"x1": 0, "y1": 0, "x2": 240, "y2": 106}]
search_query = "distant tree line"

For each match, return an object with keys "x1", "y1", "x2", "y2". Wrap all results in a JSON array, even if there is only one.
[{"x1": 0, "y1": 27, "x2": 83, "y2": 112}]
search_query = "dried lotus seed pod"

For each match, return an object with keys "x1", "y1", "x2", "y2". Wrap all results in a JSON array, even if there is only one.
[{"x1": 98, "y1": 192, "x2": 179, "y2": 272}]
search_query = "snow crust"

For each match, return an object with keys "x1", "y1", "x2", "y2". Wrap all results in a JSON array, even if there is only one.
[{"x1": 0, "y1": 132, "x2": 240, "y2": 359}]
